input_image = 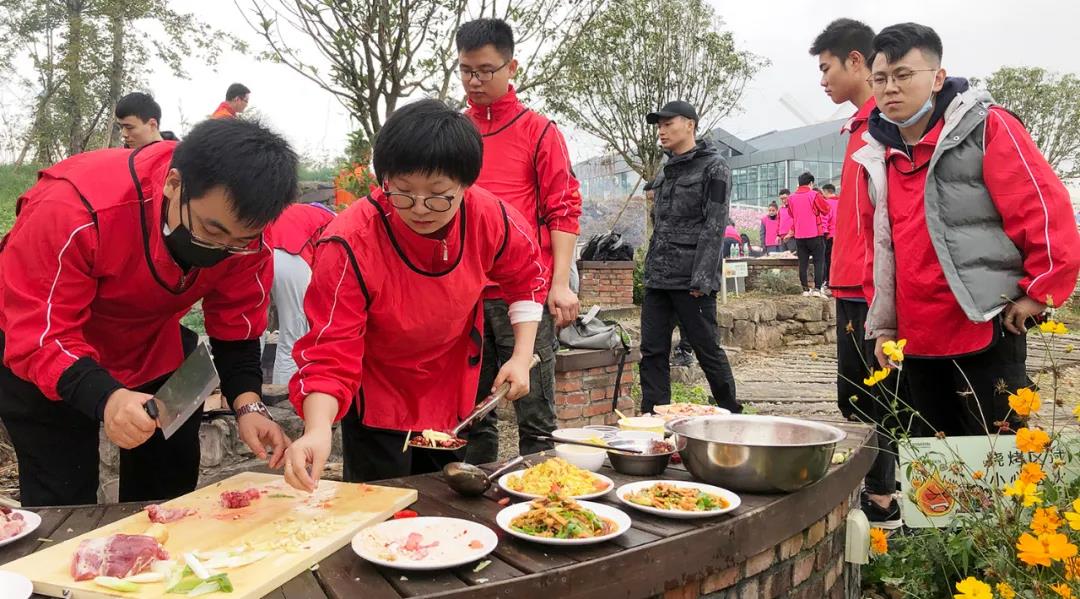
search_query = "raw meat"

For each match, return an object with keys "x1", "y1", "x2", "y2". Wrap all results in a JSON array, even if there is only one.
[
  {"x1": 400, "y1": 532, "x2": 439, "y2": 560},
  {"x1": 0, "y1": 507, "x2": 25, "y2": 541},
  {"x1": 220, "y1": 488, "x2": 262, "y2": 509},
  {"x1": 145, "y1": 504, "x2": 198, "y2": 523},
  {"x1": 70, "y1": 534, "x2": 169, "y2": 581}
]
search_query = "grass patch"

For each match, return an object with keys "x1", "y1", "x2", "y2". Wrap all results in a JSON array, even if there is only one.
[{"x1": 0, "y1": 164, "x2": 38, "y2": 236}]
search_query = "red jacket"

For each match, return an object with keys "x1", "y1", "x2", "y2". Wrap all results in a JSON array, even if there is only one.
[
  {"x1": 0, "y1": 143, "x2": 272, "y2": 402},
  {"x1": 211, "y1": 102, "x2": 236, "y2": 119},
  {"x1": 264, "y1": 203, "x2": 335, "y2": 268},
  {"x1": 833, "y1": 97, "x2": 876, "y2": 300},
  {"x1": 289, "y1": 187, "x2": 547, "y2": 431},
  {"x1": 466, "y1": 86, "x2": 580, "y2": 298}
]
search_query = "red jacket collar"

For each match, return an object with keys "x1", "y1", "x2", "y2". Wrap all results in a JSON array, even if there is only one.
[
  {"x1": 795, "y1": 185, "x2": 813, "y2": 193},
  {"x1": 466, "y1": 85, "x2": 525, "y2": 125},
  {"x1": 842, "y1": 96, "x2": 877, "y2": 134}
]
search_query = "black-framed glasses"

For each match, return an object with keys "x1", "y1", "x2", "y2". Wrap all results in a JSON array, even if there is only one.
[
  {"x1": 179, "y1": 183, "x2": 262, "y2": 254},
  {"x1": 384, "y1": 186, "x2": 459, "y2": 213},
  {"x1": 459, "y1": 60, "x2": 510, "y2": 82},
  {"x1": 867, "y1": 68, "x2": 937, "y2": 90}
]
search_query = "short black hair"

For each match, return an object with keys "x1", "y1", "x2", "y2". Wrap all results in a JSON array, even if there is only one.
[
  {"x1": 768, "y1": 201, "x2": 778, "y2": 209},
  {"x1": 171, "y1": 118, "x2": 298, "y2": 227},
  {"x1": 821, "y1": 183, "x2": 836, "y2": 193},
  {"x1": 456, "y1": 18, "x2": 515, "y2": 60},
  {"x1": 226, "y1": 83, "x2": 251, "y2": 101},
  {"x1": 871, "y1": 23, "x2": 943, "y2": 67},
  {"x1": 373, "y1": 99, "x2": 482, "y2": 186},
  {"x1": 779, "y1": 188, "x2": 791, "y2": 196},
  {"x1": 798, "y1": 172, "x2": 815, "y2": 186},
  {"x1": 115, "y1": 92, "x2": 161, "y2": 124},
  {"x1": 809, "y1": 19, "x2": 875, "y2": 65}
]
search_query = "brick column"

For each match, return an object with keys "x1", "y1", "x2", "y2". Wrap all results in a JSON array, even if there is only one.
[
  {"x1": 577, "y1": 260, "x2": 635, "y2": 308},
  {"x1": 554, "y1": 347, "x2": 641, "y2": 428}
]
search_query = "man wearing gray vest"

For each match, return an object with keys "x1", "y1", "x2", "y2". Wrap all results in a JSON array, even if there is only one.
[{"x1": 857, "y1": 23, "x2": 1080, "y2": 436}]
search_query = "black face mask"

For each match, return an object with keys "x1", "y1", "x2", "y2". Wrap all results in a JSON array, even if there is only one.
[{"x1": 163, "y1": 184, "x2": 231, "y2": 269}]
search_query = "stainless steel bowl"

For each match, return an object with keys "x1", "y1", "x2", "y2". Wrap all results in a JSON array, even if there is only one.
[
  {"x1": 666, "y1": 415, "x2": 846, "y2": 493},
  {"x1": 606, "y1": 437, "x2": 685, "y2": 476}
]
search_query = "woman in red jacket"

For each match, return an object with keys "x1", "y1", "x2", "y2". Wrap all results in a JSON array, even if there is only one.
[{"x1": 283, "y1": 100, "x2": 548, "y2": 490}]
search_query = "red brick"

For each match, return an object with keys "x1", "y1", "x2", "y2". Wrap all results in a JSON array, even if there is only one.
[
  {"x1": 779, "y1": 532, "x2": 804, "y2": 560},
  {"x1": 745, "y1": 547, "x2": 775, "y2": 577},
  {"x1": 763, "y1": 562, "x2": 792, "y2": 598},
  {"x1": 561, "y1": 417, "x2": 586, "y2": 428},
  {"x1": 738, "y1": 579, "x2": 759, "y2": 599},
  {"x1": 806, "y1": 520, "x2": 826, "y2": 547},
  {"x1": 560, "y1": 392, "x2": 588, "y2": 405},
  {"x1": 826, "y1": 501, "x2": 847, "y2": 533},
  {"x1": 556, "y1": 378, "x2": 583, "y2": 392},
  {"x1": 824, "y1": 557, "x2": 843, "y2": 590},
  {"x1": 584, "y1": 402, "x2": 612, "y2": 417},
  {"x1": 663, "y1": 580, "x2": 699, "y2": 599},
  {"x1": 701, "y1": 564, "x2": 740, "y2": 593},
  {"x1": 589, "y1": 388, "x2": 608, "y2": 401},
  {"x1": 583, "y1": 375, "x2": 615, "y2": 389},
  {"x1": 792, "y1": 554, "x2": 815, "y2": 587},
  {"x1": 588, "y1": 414, "x2": 609, "y2": 425},
  {"x1": 557, "y1": 405, "x2": 582, "y2": 420},
  {"x1": 616, "y1": 398, "x2": 634, "y2": 412}
]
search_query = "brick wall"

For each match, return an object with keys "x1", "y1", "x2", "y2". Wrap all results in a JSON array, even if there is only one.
[
  {"x1": 662, "y1": 492, "x2": 858, "y2": 599},
  {"x1": 555, "y1": 348, "x2": 640, "y2": 428},
  {"x1": 578, "y1": 260, "x2": 635, "y2": 308}
]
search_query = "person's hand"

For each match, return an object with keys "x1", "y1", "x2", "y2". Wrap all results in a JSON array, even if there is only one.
[
  {"x1": 689, "y1": 290, "x2": 704, "y2": 298},
  {"x1": 784, "y1": 233, "x2": 794, "y2": 241},
  {"x1": 238, "y1": 410, "x2": 291, "y2": 469},
  {"x1": 874, "y1": 337, "x2": 892, "y2": 370},
  {"x1": 1003, "y1": 295, "x2": 1046, "y2": 335},
  {"x1": 103, "y1": 389, "x2": 158, "y2": 449},
  {"x1": 283, "y1": 426, "x2": 332, "y2": 493},
  {"x1": 494, "y1": 354, "x2": 533, "y2": 401},
  {"x1": 547, "y1": 284, "x2": 580, "y2": 328}
]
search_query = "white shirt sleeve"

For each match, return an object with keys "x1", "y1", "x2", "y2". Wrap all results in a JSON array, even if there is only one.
[{"x1": 507, "y1": 300, "x2": 544, "y2": 324}]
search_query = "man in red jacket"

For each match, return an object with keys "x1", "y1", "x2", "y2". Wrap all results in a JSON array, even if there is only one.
[
  {"x1": 456, "y1": 19, "x2": 583, "y2": 464},
  {"x1": 0, "y1": 119, "x2": 297, "y2": 506},
  {"x1": 211, "y1": 83, "x2": 250, "y2": 120},
  {"x1": 811, "y1": 18, "x2": 901, "y2": 529}
]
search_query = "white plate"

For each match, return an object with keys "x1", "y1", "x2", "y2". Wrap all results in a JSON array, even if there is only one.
[
  {"x1": 0, "y1": 570, "x2": 33, "y2": 599},
  {"x1": 0, "y1": 510, "x2": 41, "y2": 548},
  {"x1": 497, "y1": 471, "x2": 614, "y2": 500},
  {"x1": 615, "y1": 480, "x2": 740, "y2": 519},
  {"x1": 496, "y1": 500, "x2": 631, "y2": 546},
  {"x1": 352, "y1": 517, "x2": 497, "y2": 571}
]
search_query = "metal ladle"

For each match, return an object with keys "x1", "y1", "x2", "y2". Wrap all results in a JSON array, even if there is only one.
[{"x1": 443, "y1": 455, "x2": 526, "y2": 497}]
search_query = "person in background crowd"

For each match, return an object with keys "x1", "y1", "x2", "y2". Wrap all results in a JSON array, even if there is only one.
[
  {"x1": 639, "y1": 100, "x2": 739, "y2": 415},
  {"x1": 810, "y1": 17, "x2": 900, "y2": 528},
  {"x1": 777, "y1": 189, "x2": 797, "y2": 252},
  {"x1": 785, "y1": 172, "x2": 831, "y2": 296},
  {"x1": 760, "y1": 201, "x2": 782, "y2": 252},
  {"x1": 820, "y1": 183, "x2": 839, "y2": 292},
  {"x1": 456, "y1": 18, "x2": 582, "y2": 465},
  {"x1": 211, "y1": 83, "x2": 250, "y2": 120},
  {"x1": 115, "y1": 92, "x2": 173, "y2": 149},
  {"x1": 860, "y1": 23, "x2": 1080, "y2": 438},
  {"x1": 723, "y1": 218, "x2": 742, "y2": 257}
]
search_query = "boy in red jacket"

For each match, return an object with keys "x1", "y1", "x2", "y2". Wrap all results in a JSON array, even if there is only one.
[{"x1": 456, "y1": 19, "x2": 582, "y2": 464}]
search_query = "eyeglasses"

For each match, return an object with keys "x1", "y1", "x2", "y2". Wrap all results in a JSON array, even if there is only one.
[
  {"x1": 384, "y1": 186, "x2": 459, "y2": 213},
  {"x1": 867, "y1": 68, "x2": 937, "y2": 90},
  {"x1": 180, "y1": 182, "x2": 262, "y2": 254},
  {"x1": 459, "y1": 60, "x2": 510, "y2": 82}
]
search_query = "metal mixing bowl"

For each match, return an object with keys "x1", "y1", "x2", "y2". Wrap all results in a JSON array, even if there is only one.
[
  {"x1": 606, "y1": 437, "x2": 685, "y2": 476},
  {"x1": 666, "y1": 415, "x2": 846, "y2": 493}
]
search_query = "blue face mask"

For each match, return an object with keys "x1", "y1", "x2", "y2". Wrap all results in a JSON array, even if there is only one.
[{"x1": 880, "y1": 92, "x2": 935, "y2": 129}]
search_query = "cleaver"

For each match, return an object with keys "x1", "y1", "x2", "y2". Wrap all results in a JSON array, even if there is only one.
[{"x1": 143, "y1": 343, "x2": 220, "y2": 439}]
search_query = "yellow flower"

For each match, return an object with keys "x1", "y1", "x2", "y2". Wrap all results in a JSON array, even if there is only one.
[
  {"x1": 953, "y1": 577, "x2": 992, "y2": 599},
  {"x1": 863, "y1": 367, "x2": 892, "y2": 387},
  {"x1": 1008, "y1": 387, "x2": 1041, "y2": 417},
  {"x1": 1016, "y1": 427, "x2": 1051, "y2": 453},
  {"x1": 972, "y1": 470, "x2": 985, "y2": 480},
  {"x1": 1066, "y1": 499, "x2": 1080, "y2": 531},
  {"x1": 1032, "y1": 507, "x2": 1063, "y2": 534},
  {"x1": 1003, "y1": 479, "x2": 1043, "y2": 507},
  {"x1": 1051, "y1": 582, "x2": 1074, "y2": 598},
  {"x1": 1067, "y1": 557, "x2": 1080, "y2": 581},
  {"x1": 1040, "y1": 320, "x2": 1070, "y2": 335},
  {"x1": 882, "y1": 339, "x2": 907, "y2": 363},
  {"x1": 996, "y1": 582, "x2": 1016, "y2": 599},
  {"x1": 1074, "y1": 404, "x2": 1080, "y2": 423},
  {"x1": 869, "y1": 527, "x2": 888, "y2": 555},
  {"x1": 1020, "y1": 462, "x2": 1047, "y2": 485}
]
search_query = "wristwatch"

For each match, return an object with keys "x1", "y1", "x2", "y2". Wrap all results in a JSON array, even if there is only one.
[{"x1": 235, "y1": 401, "x2": 273, "y2": 421}]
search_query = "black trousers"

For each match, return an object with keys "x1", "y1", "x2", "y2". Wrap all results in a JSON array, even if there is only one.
[
  {"x1": 0, "y1": 327, "x2": 202, "y2": 507},
  {"x1": 340, "y1": 408, "x2": 459, "y2": 482},
  {"x1": 640, "y1": 288, "x2": 740, "y2": 414},
  {"x1": 836, "y1": 299, "x2": 897, "y2": 496},
  {"x1": 823, "y1": 237, "x2": 834, "y2": 286},
  {"x1": 795, "y1": 236, "x2": 826, "y2": 290}
]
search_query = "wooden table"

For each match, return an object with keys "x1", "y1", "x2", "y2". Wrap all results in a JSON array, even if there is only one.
[{"x1": 3, "y1": 421, "x2": 874, "y2": 599}]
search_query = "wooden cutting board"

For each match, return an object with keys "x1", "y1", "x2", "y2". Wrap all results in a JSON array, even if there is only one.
[{"x1": 1, "y1": 472, "x2": 417, "y2": 598}]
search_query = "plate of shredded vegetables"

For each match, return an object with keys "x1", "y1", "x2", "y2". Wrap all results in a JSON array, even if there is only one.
[
  {"x1": 616, "y1": 481, "x2": 740, "y2": 519},
  {"x1": 495, "y1": 492, "x2": 630, "y2": 546},
  {"x1": 498, "y1": 458, "x2": 614, "y2": 500}
]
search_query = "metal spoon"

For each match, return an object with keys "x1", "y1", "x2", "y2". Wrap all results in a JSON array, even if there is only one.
[
  {"x1": 443, "y1": 456, "x2": 526, "y2": 497},
  {"x1": 529, "y1": 435, "x2": 645, "y2": 454}
]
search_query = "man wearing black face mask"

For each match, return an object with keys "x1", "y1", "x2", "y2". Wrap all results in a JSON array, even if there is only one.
[{"x1": 0, "y1": 118, "x2": 299, "y2": 507}]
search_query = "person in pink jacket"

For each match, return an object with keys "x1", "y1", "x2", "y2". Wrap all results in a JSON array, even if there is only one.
[
  {"x1": 820, "y1": 183, "x2": 839, "y2": 291},
  {"x1": 777, "y1": 189, "x2": 796, "y2": 252},
  {"x1": 783, "y1": 172, "x2": 831, "y2": 295},
  {"x1": 760, "y1": 201, "x2": 782, "y2": 252}
]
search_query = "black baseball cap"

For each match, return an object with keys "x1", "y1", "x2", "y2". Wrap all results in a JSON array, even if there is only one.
[{"x1": 646, "y1": 100, "x2": 699, "y2": 124}]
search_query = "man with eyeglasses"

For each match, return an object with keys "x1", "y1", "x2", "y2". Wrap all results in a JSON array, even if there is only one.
[
  {"x1": 0, "y1": 118, "x2": 297, "y2": 506},
  {"x1": 857, "y1": 23, "x2": 1080, "y2": 436},
  {"x1": 456, "y1": 18, "x2": 582, "y2": 465}
]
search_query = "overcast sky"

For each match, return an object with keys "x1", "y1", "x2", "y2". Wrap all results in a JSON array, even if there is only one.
[{"x1": 8, "y1": 0, "x2": 1080, "y2": 167}]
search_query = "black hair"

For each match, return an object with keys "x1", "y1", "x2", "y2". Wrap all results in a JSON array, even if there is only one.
[
  {"x1": 779, "y1": 188, "x2": 791, "y2": 196},
  {"x1": 171, "y1": 118, "x2": 298, "y2": 227},
  {"x1": 821, "y1": 183, "x2": 836, "y2": 193},
  {"x1": 768, "y1": 201, "x2": 778, "y2": 209},
  {"x1": 115, "y1": 92, "x2": 161, "y2": 124},
  {"x1": 456, "y1": 18, "x2": 515, "y2": 60},
  {"x1": 226, "y1": 83, "x2": 251, "y2": 101},
  {"x1": 871, "y1": 23, "x2": 943, "y2": 67},
  {"x1": 809, "y1": 18, "x2": 875, "y2": 65},
  {"x1": 798, "y1": 172, "x2": 815, "y2": 186},
  {"x1": 373, "y1": 99, "x2": 482, "y2": 186}
]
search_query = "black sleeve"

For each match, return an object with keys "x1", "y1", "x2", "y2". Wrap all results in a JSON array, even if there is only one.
[
  {"x1": 209, "y1": 337, "x2": 263, "y2": 410},
  {"x1": 58, "y1": 357, "x2": 125, "y2": 421}
]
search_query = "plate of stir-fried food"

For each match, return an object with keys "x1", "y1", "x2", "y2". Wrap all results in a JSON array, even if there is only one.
[
  {"x1": 616, "y1": 481, "x2": 740, "y2": 519},
  {"x1": 495, "y1": 491, "x2": 631, "y2": 546},
  {"x1": 498, "y1": 458, "x2": 614, "y2": 500}
]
